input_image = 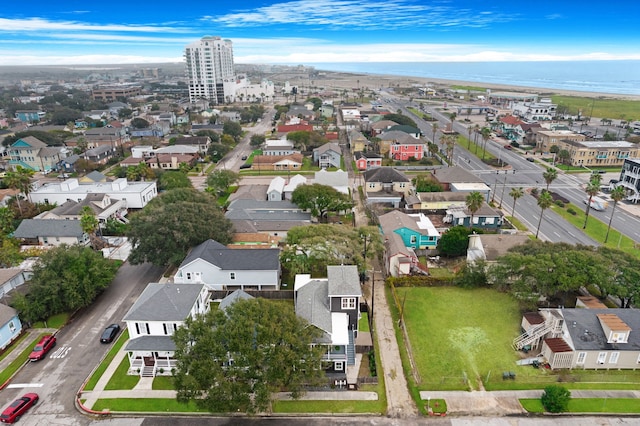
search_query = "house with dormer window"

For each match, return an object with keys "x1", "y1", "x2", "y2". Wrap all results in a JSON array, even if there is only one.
[{"x1": 515, "y1": 308, "x2": 640, "y2": 370}]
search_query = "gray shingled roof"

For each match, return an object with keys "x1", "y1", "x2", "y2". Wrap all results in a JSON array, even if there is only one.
[
  {"x1": 379, "y1": 210, "x2": 420, "y2": 234},
  {"x1": 0, "y1": 303, "x2": 18, "y2": 326},
  {"x1": 179, "y1": 239, "x2": 280, "y2": 270},
  {"x1": 124, "y1": 335, "x2": 176, "y2": 351},
  {"x1": 363, "y1": 167, "x2": 409, "y2": 183},
  {"x1": 563, "y1": 308, "x2": 640, "y2": 351},
  {"x1": 295, "y1": 279, "x2": 332, "y2": 341},
  {"x1": 13, "y1": 219, "x2": 84, "y2": 238},
  {"x1": 123, "y1": 283, "x2": 204, "y2": 322},
  {"x1": 219, "y1": 290, "x2": 254, "y2": 311},
  {"x1": 327, "y1": 265, "x2": 361, "y2": 297},
  {"x1": 226, "y1": 199, "x2": 302, "y2": 211}
]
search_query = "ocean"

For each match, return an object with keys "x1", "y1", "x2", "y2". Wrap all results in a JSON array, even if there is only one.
[{"x1": 311, "y1": 60, "x2": 640, "y2": 96}]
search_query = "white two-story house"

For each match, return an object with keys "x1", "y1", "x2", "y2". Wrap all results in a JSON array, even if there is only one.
[
  {"x1": 174, "y1": 239, "x2": 280, "y2": 290},
  {"x1": 123, "y1": 282, "x2": 209, "y2": 377}
]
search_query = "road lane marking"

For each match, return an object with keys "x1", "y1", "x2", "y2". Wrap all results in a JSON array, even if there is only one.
[
  {"x1": 50, "y1": 346, "x2": 71, "y2": 359},
  {"x1": 6, "y1": 383, "x2": 44, "y2": 388}
]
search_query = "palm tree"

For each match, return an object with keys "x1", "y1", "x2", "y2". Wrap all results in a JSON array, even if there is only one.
[
  {"x1": 441, "y1": 134, "x2": 456, "y2": 164},
  {"x1": 582, "y1": 178, "x2": 601, "y2": 229},
  {"x1": 604, "y1": 186, "x2": 626, "y2": 243},
  {"x1": 4, "y1": 166, "x2": 35, "y2": 215},
  {"x1": 431, "y1": 122, "x2": 439, "y2": 146},
  {"x1": 542, "y1": 167, "x2": 558, "y2": 191},
  {"x1": 473, "y1": 124, "x2": 480, "y2": 154},
  {"x1": 535, "y1": 191, "x2": 553, "y2": 239},
  {"x1": 480, "y1": 127, "x2": 491, "y2": 160},
  {"x1": 509, "y1": 187, "x2": 524, "y2": 218},
  {"x1": 465, "y1": 191, "x2": 485, "y2": 229},
  {"x1": 467, "y1": 125, "x2": 473, "y2": 150}
]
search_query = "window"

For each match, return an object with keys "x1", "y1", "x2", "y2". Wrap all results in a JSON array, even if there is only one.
[
  {"x1": 576, "y1": 352, "x2": 586, "y2": 365},
  {"x1": 597, "y1": 352, "x2": 607, "y2": 364},
  {"x1": 410, "y1": 235, "x2": 417, "y2": 244},
  {"x1": 341, "y1": 297, "x2": 356, "y2": 310},
  {"x1": 609, "y1": 352, "x2": 620, "y2": 364},
  {"x1": 8, "y1": 321, "x2": 15, "y2": 333},
  {"x1": 334, "y1": 361, "x2": 344, "y2": 371},
  {"x1": 186, "y1": 272, "x2": 192, "y2": 280},
  {"x1": 230, "y1": 272, "x2": 236, "y2": 280}
]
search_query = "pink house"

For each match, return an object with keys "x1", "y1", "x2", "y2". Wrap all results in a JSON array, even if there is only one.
[
  {"x1": 354, "y1": 151, "x2": 382, "y2": 171},
  {"x1": 389, "y1": 139, "x2": 426, "y2": 161}
]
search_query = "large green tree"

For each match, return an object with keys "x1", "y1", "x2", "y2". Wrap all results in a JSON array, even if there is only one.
[
  {"x1": 173, "y1": 298, "x2": 325, "y2": 414},
  {"x1": 222, "y1": 121, "x2": 243, "y2": 142},
  {"x1": 126, "y1": 189, "x2": 233, "y2": 267},
  {"x1": 281, "y1": 225, "x2": 381, "y2": 277},
  {"x1": 291, "y1": 184, "x2": 353, "y2": 221},
  {"x1": 157, "y1": 170, "x2": 194, "y2": 191},
  {"x1": 11, "y1": 245, "x2": 118, "y2": 322},
  {"x1": 206, "y1": 170, "x2": 240, "y2": 196},
  {"x1": 437, "y1": 225, "x2": 475, "y2": 257}
]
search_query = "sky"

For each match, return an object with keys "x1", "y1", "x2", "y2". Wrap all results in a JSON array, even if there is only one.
[{"x1": 1, "y1": 0, "x2": 639, "y2": 66}]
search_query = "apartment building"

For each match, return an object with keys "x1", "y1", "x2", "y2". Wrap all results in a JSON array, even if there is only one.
[{"x1": 184, "y1": 36, "x2": 236, "y2": 105}]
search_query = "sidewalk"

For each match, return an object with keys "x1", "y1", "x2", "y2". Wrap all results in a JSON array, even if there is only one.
[
  {"x1": 419, "y1": 389, "x2": 640, "y2": 416},
  {"x1": 0, "y1": 328, "x2": 57, "y2": 386}
]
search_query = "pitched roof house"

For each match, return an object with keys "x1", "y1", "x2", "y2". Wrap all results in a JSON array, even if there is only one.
[
  {"x1": 294, "y1": 265, "x2": 362, "y2": 382},
  {"x1": 13, "y1": 219, "x2": 88, "y2": 247},
  {"x1": 362, "y1": 167, "x2": 412, "y2": 208},
  {"x1": 313, "y1": 142, "x2": 342, "y2": 169},
  {"x1": 0, "y1": 304, "x2": 22, "y2": 351},
  {"x1": 123, "y1": 283, "x2": 209, "y2": 377},
  {"x1": 516, "y1": 308, "x2": 640, "y2": 370},
  {"x1": 354, "y1": 151, "x2": 383, "y2": 171},
  {"x1": 174, "y1": 239, "x2": 280, "y2": 290},
  {"x1": 378, "y1": 210, "x2": 440, "y2": 250},
  {"x1": 9, "y1": 136, "x2": 66, "y2": 172}
]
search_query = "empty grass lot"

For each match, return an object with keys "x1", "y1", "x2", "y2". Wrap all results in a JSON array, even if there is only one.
[
  {"x1": 396, "y1": 287, "x2": 522, "y2": 390},
  {"x1": 521, "y1": 398, "x2": 640, "y2": 414}
]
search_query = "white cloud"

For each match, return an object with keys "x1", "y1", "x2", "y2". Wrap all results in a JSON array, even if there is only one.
[
  {"x1": 209, "y1": 0, "x2": 514, "y2": 29},
  {"x1": 0, "y1": 17, "x2": 188, "y2": 33}
]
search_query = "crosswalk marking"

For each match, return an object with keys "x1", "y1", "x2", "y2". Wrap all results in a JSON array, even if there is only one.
[
  {"x1": 6, "y1": 383, "x2": 43, "y2": 388},
  {"x1": 50, "y1": 346, "x2": 71, "y2": 359}
]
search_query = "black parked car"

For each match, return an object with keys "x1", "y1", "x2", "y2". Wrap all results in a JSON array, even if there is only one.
[{"x1": 100, "y1": 324, "x2": 121, "y2": 343}]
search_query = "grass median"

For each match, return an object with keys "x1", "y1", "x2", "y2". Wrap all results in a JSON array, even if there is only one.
[
  {"x1": 83, "y1": 329, "x2": 129, "y2": 391},
  {"x1": 0, "y1": 333, "x2": 49, "y2": 384},
  {"x1": 521, "y1": 397, "x2": 640, "y2": 413}
]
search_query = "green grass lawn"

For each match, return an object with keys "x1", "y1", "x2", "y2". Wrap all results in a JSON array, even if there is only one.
[
  {"x1": 83, "y1": 329, "x2": 129, "y2": 391},
  {"x1": 104, "y1": 356, "x2": 139, "y2": 390},
  {"x1": 521, "y1": 398, "x2": 640, "y2": 413},
  {"x1": 92, "y1": 398, "x2": 208, "y2": 413},
  {"x1": 550, "y1": 202, "x2": 640, "y2": 258},
  {"x1": 152, "y1": 376, "x2": 175, "y2": 390},
  {"x1": 359, "y1": 312, "x2": 370, "y2": 332},
  {"x1": 272, "y1": 399, "x2": 384, "y2": 414},
  {"x1": 0, "y1": 333, "x2": 49, "y2": 384},
  {"x1": 32, "y1": 312, "x2": 69, "y2": 329},
  {"x1": 397, "y1": 287, "x2": 522, "y2": 390},
  {"x1": 551, "y1": 95, "x2": 640, "y2": 121}
]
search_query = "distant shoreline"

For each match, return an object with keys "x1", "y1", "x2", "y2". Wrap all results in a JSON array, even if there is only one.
[{"x1": 312, "y1": 69, "x2": 640, "y2": 101}]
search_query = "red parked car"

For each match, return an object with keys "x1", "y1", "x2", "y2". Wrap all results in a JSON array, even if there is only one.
[
  {"x1": 28, "y1": 335, "x2": 56, "y2": 361},
  {"x1": 0, "y1": 393, "x2": 38, "y2": 423}
]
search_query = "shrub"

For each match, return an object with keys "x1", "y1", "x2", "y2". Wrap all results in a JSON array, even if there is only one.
[
  {"x1": 530, "y1": 188, "x2": 539, "y2": 197},
  {"x1": 567, "y1": 207, "x2": 577, "y2": 215},
  {"x1": 554, "y1": 200, "x2": 565, "y2": 208},
  {"x1": 541, "y1": 384, "x2": 571, "y2": 413},
  {"x1": 368, "y1": 350, "x2": 377, "y2": 377}
]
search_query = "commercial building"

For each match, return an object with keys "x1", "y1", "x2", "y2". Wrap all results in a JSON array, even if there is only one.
[{"x1": 184, "y1": 36, "x2": 236, "y2": 105}]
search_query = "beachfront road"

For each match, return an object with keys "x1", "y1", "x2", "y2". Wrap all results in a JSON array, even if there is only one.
[{"x1": 385, "y1": 93, "x2": 640, "y2": 245}]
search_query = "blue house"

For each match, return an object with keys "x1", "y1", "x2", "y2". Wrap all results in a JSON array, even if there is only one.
[
  {"x1": 0, "y1": 304, "x2": 22, "y2": 350},
  {"x1": 444, "y1": 202, "x2": 503, "y2": 229},
  {"x1": 14, "y1": 110, "x2": 44, "y2": 123},
  {"x1": 378, "y1": 210, "x2": 440, "y2": 250}
]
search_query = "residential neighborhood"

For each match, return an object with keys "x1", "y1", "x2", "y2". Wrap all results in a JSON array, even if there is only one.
[{"x1": 1, "y1": 35, "x2": 640, "y2": 423}]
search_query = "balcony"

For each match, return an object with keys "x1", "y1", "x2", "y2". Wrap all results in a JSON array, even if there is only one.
[{"x1": 595, "y1": 154, "x2": 608, "y2": 159}]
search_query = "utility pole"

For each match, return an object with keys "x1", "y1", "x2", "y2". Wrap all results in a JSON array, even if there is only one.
[{"x1": 499, "y1": 172, "x2": 508, "y2": 208}]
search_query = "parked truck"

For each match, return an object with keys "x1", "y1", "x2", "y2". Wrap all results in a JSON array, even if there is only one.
[{"x1": 583, "y1": 196, "x2": 608, "y2": 211}]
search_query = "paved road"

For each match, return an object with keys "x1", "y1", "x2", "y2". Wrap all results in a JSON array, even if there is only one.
[{"x1": 2, "y1": 262, "x2": 164, "y2": 426}]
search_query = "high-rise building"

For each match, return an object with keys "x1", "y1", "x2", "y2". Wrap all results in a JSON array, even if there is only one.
[{"x1": 184, "y1": 36, "x2": 236, "y2": 105}]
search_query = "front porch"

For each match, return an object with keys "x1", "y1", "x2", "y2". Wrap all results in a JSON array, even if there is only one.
[{"x1": 124, "y1": 335, "x2": 176, "y2": 377}]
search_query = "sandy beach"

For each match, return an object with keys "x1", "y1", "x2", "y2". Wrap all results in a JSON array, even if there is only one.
[{"x1": 311, "y1": 69, "x2": 640, "y2": 101}]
